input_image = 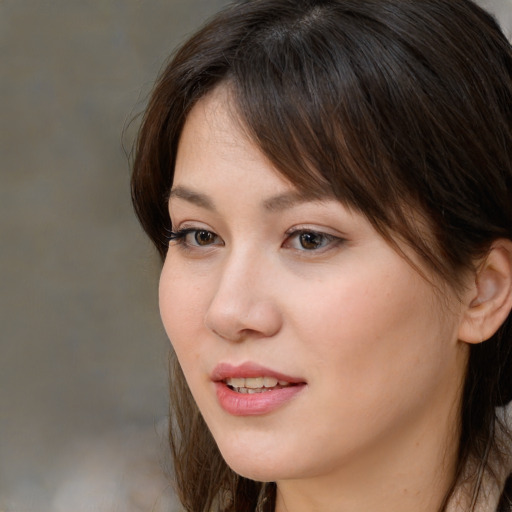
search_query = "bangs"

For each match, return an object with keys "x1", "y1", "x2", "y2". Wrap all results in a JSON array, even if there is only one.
[{"x1": 226, "y1": 5, "x2": 452, "y2": 280}]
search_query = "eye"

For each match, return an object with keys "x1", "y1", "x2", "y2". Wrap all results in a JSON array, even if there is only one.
[
  {"x1": 193, "y1": 230, "x2": 218, "y2": 246},
  {"x1": 169, "y1": 228, "x2": 221, "y2": 248},
  {"x1": 284, "y1": 229, "x2": 341, "y2": 251}
]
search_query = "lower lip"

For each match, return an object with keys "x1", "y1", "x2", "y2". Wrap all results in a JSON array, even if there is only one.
[{"x1": 215, "y1": 382, "x2": 305, "y2": 416}]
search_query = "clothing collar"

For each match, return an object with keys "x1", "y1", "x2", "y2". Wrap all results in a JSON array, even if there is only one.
[{"x1": 446, "y1": 403, "x2": 512, "y2": 512}]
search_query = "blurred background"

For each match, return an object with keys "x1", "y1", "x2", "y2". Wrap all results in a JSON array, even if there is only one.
[
  {"x1": 0, "y1": 2, "x2": 228, "y2": 511},
  {"x1": 0, "y1": 1, "x2": 510, "y2": 511}
]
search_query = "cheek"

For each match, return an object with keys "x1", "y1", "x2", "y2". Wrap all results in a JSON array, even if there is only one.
[
  {"x1": 275, "y1": 273, "x2": 464, "y2": 469},
  {"x1": 159, "y1": 259, "x2": 208, "y2": 370},
  {"x1": 288, "y1": 265, "x2": 457, "y2": 398}
]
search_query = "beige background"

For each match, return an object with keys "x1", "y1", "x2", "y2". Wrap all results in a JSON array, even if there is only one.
[{"x1": 0, "y1": 1, "x2": 510, "y2": 511}]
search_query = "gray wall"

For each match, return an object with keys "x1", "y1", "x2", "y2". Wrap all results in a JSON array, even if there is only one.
[
  {"x1": 0, "y1": 2, "x2": 228, "y2": 511},
  {"x1": 1, "y1": 1, "x2": 510, "y2": 511}
]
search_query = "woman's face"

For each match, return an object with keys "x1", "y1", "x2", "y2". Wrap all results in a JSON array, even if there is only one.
[{"x1": 159, "y1": 88, "x2": 470, "y2": 485}]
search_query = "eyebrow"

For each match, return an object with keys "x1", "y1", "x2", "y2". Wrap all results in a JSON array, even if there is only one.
[
  {"x1": 168, "y1": 186, "x2": 216, "y2": 211},
  {"x1": 168, "y1": 185, "x2": 330, "y2": 212},
  {"x1": 262, "y1": 191, "x2": 326, "y2": 212}
]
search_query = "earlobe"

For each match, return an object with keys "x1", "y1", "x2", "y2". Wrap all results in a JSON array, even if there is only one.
[{"x1": 458, "y1": 239, "x2": 512, "y2": 344}]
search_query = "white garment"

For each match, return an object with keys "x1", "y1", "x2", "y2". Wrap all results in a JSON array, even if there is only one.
[{"x1": 446, "y1": 404, "x2": 512, "y2": 512}]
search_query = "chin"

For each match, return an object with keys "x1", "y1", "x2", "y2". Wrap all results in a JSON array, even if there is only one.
[
  {"x1": 215, "y1": 439, "x2": 304, "y2": 482},
  {"x1": 224, "y1": 458, "x2": 288, "y2": 482}
]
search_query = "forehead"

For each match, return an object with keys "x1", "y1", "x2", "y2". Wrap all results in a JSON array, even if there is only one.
[
  {"x1": 174, "y1": 91, "x2": 334, "y2": 223},
  {"x1": 180, "y1": 87, "x2": 246, "y2": 158},
  {"x1": 175, "y1": 87, "x2": 288, "y2": 188},
  {"x1": 175, "y1": 86, "x2": 333, "y2": 201}
]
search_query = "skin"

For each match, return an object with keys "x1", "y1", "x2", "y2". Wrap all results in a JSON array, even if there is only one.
[{"x1": 159, "y1": 87, "x2": 474, "y2": 512}]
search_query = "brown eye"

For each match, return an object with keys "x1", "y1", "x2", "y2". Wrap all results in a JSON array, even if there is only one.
[
  {"x1": 299, "y1": 232, "x2": 324, "y2": 250},
  {"x1": 194, "y1": 230, "x2": 217, "y2": 246},
  {"x1": 283, "y1": 229, "x2": 342, "y2": 252},
  {"x1": 168, "y1": 227, "x2": 222, "y2": 249}
]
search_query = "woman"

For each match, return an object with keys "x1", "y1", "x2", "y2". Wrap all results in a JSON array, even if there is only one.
[{"x1": 131, "y1": 0, "x2": 512, "y2": 510}]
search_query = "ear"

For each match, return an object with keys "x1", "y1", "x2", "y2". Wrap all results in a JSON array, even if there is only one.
[{"x1": 458, "y1": 239, "x2": 512, "y2": 344}]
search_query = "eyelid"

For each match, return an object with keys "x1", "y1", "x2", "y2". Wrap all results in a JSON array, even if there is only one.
[
  {"x1": 169, "y1": 220, "x2": 216, "y2": 237},
  {"x1": 284, "y1": 224, "x2": 346, "y2": 239}
]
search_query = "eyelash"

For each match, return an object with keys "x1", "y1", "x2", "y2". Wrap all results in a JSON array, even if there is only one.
[
  {"x1": 168, "y1": 228, "x2": 222, "y2": 248},
  {"x1": 168, "y1": 227, "x2": 344, "y2": 252}
]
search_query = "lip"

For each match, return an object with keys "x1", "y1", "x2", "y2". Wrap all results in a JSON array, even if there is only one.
[
  {"x1": 212, "y1": 362, "x2": 306, "y2": 416},
  {"x1": 211, "y1": 362, "x2": 305, "y2": 383}
]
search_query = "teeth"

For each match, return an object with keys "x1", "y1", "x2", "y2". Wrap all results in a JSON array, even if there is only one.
[
  {"x1": 229, "y1": 377, "x2": 245, "y2": 388},
  {"x1": 225, "y1": 376, "x2": 291, "y2": 391},
  {"x1": 263, "y1": 377, "x2": 278, "y2": 387},
  {"x1": 235, "y1": 387, "x2": 272, "y2": 394},
  {"x1": 245, "y1": 377, "x2": 263, "y2": 389}
]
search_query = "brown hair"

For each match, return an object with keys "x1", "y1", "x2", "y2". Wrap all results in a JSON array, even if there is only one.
[{"x1": 131, "y1": 1, "x2": 512, "y2": 510}]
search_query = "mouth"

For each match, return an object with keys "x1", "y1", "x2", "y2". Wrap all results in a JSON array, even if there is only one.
[{"x1": 212, "y1": 363, "x2": 306, "y2": 416}]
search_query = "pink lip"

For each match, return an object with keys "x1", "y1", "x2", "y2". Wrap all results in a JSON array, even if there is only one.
[
  {"x1": 211, "y1": 362, "x2": 306, "y2": 416},
  {"x1": 211, "y1": 362, "x2": 305, "y2": 383}
]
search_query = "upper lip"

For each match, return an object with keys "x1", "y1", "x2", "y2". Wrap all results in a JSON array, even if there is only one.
[{"x1": 211, "y1": 362, "x2": 305, "y2": 384}]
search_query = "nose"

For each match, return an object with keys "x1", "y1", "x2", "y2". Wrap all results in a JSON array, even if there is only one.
[{"x1": 203, "y1": 252, "x2": 282, "y2": 342}]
